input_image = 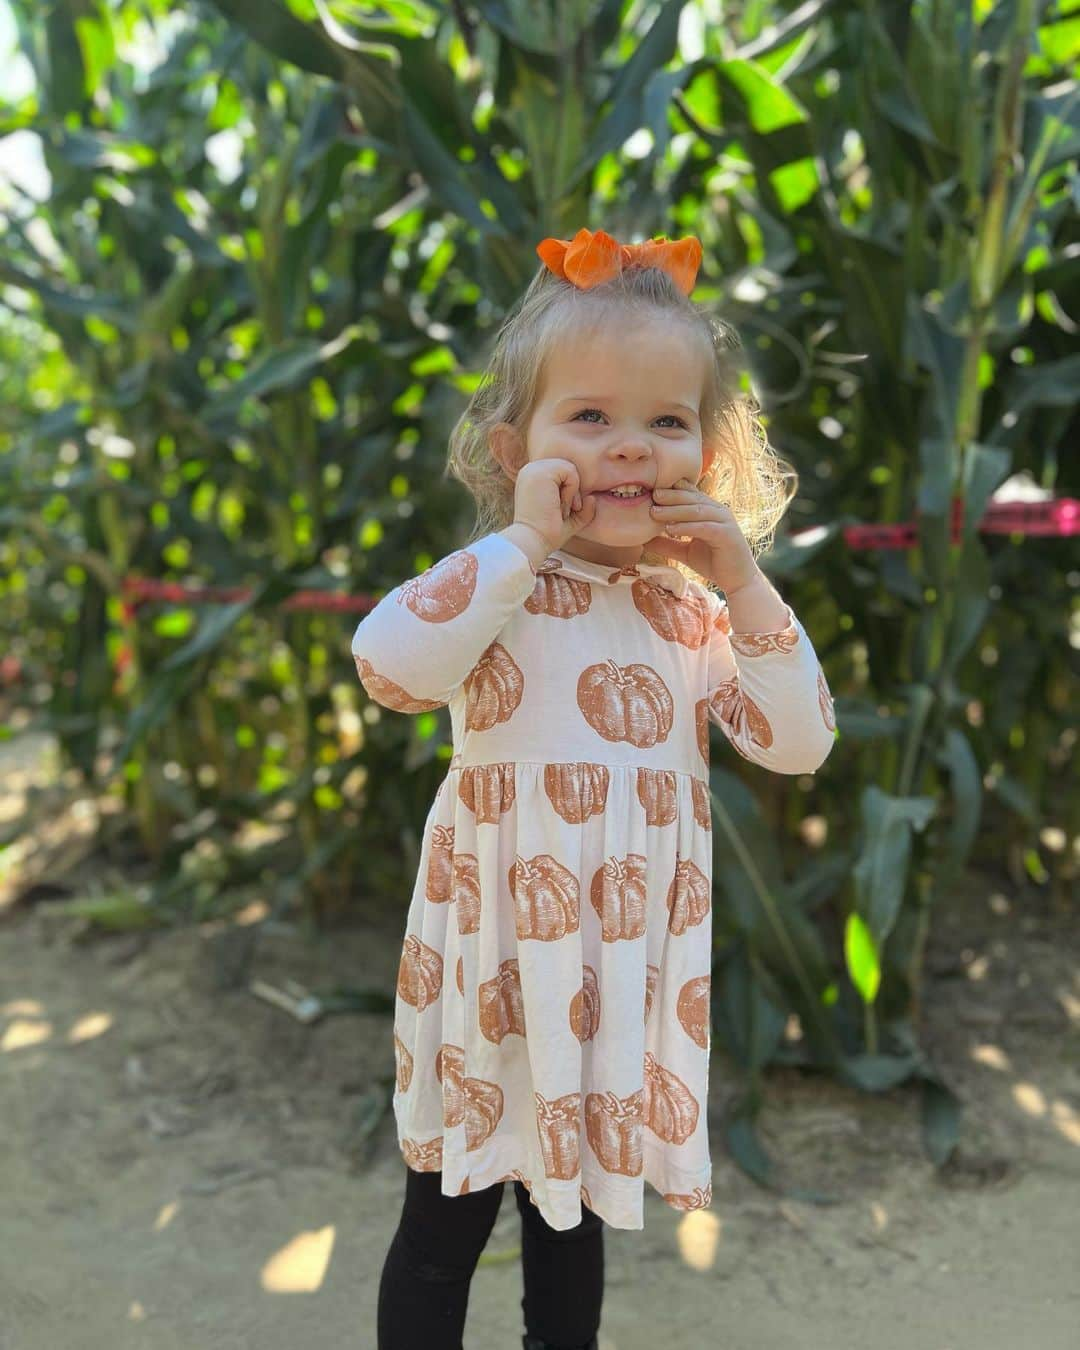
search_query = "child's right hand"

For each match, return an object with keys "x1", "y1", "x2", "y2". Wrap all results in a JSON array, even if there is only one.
[{"x1": 511, "y1": 459, "x2": 599, "y2": 553}]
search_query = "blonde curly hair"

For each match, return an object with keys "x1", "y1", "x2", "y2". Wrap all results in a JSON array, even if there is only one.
[{"x1": 444, "y1": 258, "x2": 798, "y2": 590}]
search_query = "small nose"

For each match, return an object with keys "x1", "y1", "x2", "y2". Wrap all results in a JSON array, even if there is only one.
[{"x1": 610, "y1": 440, "x2": 653, "y2": 460}]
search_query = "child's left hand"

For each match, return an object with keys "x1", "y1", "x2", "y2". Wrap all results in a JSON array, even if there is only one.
[{"x1": 644, "y1": 477, "x2": 761, "y2": 592}]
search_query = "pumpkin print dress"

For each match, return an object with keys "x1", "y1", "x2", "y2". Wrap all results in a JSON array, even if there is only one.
[{"x1": 351, "y1": 530, "x2": 835, "y2": 1231}]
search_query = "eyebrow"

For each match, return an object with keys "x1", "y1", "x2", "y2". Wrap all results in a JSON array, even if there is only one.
[{"x1": 556, "y1": 396, "x2": 699, "y2": 417}]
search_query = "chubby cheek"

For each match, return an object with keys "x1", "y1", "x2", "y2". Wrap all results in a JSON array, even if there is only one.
[
  {"x1": 532, "y1": 441, "x2": 590, "y2": 483},
  {"x1": 674, "y1": 446, "x2": 705, "y2": 480}
]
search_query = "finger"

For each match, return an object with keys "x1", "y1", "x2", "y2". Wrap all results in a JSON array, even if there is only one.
[
  {"x1": 571, "y1": 494, "x2": 597, "y2": 529},
  {"x1": 661, "y1": 520, "x2": 725, "y2": 539},
  {"x1": 651, "y1": 504, "x2": 716, "y2": 521},
  {"x1": 556, "y1": 462, "x2": 579, "y2": 495}
]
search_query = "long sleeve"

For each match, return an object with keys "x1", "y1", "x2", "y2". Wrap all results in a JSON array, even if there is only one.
[
  {"x1": 351, "y1": 531, "x2": 538, "y2": 712},
  {"x1": 704, "y1": 589, "x2": 836, "y2": 774}
]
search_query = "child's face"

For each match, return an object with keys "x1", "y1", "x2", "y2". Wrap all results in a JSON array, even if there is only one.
[{"x1": 517, "y1": 317, "x2": 714, "y2": 551}]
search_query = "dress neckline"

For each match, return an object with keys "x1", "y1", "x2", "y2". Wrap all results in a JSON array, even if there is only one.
[{"x1": 548, "y1": 548, "x2": 690, "y2": 598}]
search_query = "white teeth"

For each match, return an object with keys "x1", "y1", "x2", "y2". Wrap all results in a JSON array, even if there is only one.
[{"x1": 608, "y1": 487, "x2": 645, "y2": 497}]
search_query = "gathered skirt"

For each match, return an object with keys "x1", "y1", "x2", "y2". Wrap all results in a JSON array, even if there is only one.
[{"x1": 390, "y1": 760, "x2": 716, "y2": 1231}]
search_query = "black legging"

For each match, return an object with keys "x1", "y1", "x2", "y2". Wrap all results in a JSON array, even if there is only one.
[{"x1": 377, "y1": 1165, "x2": 604, "y2": 1349}]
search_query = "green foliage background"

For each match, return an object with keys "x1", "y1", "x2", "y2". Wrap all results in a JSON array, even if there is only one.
[{"x1": 1, "y1": 0, "x2": 1076, "y2": 1184}]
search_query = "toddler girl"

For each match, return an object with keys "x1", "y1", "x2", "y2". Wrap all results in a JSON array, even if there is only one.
[{"x1": 353, "y1": 228, "x2": 837, "y2": 1350}]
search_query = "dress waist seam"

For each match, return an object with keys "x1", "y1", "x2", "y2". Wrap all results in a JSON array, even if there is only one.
[{"x1": 446, "y1": 757, "x2": 707, "y2": 783}]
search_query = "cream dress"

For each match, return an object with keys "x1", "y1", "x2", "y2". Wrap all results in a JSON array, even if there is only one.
[{"x1": 351, "y1": 530, "x2": 835, "y2": 1231}]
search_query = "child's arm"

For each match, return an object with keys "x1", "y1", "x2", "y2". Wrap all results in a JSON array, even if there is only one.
[
  {"x1": 704, "y1": 586, "x2": 836, "y2": 773},
  {"x1": 350, "y1": 531, "x2": 538, "y2": 711}
]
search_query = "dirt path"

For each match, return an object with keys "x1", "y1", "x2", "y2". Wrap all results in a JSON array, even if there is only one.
[{"x1": 1, "y1": 753, "x2": 1078, "y2": 1347}]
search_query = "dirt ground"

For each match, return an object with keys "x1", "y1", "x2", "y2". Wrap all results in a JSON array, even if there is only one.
[{"x1": 2, "y1": 733, "x2": 1079, "y2": 1350}]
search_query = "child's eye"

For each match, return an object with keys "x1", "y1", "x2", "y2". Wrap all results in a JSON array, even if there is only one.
[{"x1": 572, "y1": 409, "x2": 688, "y2": 429}]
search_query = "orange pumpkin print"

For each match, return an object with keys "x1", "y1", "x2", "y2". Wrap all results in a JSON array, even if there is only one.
[
  {"x1": 709, "y1": 678, "x2": 773, "y2": 749},
  {"x1": 397, "y1": 934, "x2": 443, "y2": 1011},
  {"x1": 643, "y1": 1052, "x2": 699, "y2": 1144},
  {"x1": 676, "y1": 975, "x2": 711, "y2": 1049},
  {"x1": 569, "y1": 965, "x2": 601, "y2": 1042},
  {"x1": 632, "y1": 581, "x2": 713, "y2": 649},
  {"x1": 401, "y1": 1136, "x2": 443, "y2": 1171},
  {"x1": 463, "y1": 641, "x2": 525, "y2": 732},
  {"x1": 525, "y1": 559, "x2": 592, "y2": 617},
  {"x1": 479, "y1": 958, "x2": 527, "y2": 1043},
  {"x1": 695, "y1": 696, "x2": 710, "y2": 765},
  {"x1": 399, "y1": 547, "x2": 478, "y2": 623},
  {"x1": 436, "y1": 1043, "x2": 465, "y2": 1127},
  {"x1": 393, "y1": 1031, "x2": 413, "y2": 1092},
  {"x1": 690, "y1": 776, "x2": 711, "y2": 830},
  {"x1": 452, "y1": 852, "x2": 481, "y2": 934},
  {"x1": 636, "y1": 767, "x2": 678, "y2": 826},
  {"x1": 464, "y1": 1076, "x2": 504, "y2": 1150},
  {"x1": 713, "y1": 601, "x2": 731, "y2": 636},
  {"x1": 353, "y1": 655, "x2": 445, "y2": 713},
  {"x1": 644, "y1": 964, "x2": 660, "y2": 1023},
  {"x1": 577, "y1": 659, "x2": 674, "y2": 747},
  {"x1": 589, "y1": 854, "x2": 648, "y2": 941},
  {"x1": 585, "y1": 1088, "x2": 644, "y2": 1175},
  {"x1": 545, "y1": 761, "x2": 609, "y2": 824},
  {"x1": 666, "y1": 857, "x2": 711, "y2": 934},
  {"x1": 425, "y1": 824, "x2": 454, "y2": 902},
  {"x1": 509, "y1": 853, "x2": 580, "y2": 941},
  {"x1": 459, "y1": 762, "x2": 516, "y2": 823},
  {"x1": 536, "y1": 1091, "x2": 582, "y2": 1179},
  {"x1": 455, "y1": 955, "x2": 463, "y2": 996},
  {"x1": 730, "y1": 621, "x2": 798, "y2": 657},
  {"x1": 664, "y1": 1183, "x2": 712, "y2": 1210},
  {"x1": 606, "y1": 563, "x2": 647, "y2": 584},
  {"x1": 817, "y1": 664, "x2": 836, "y2": 732}
]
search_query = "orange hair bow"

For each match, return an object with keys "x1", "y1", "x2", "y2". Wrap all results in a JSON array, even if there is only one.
[{"x1": 535, "y1": 227, "x2": 703, "y2": 296}]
